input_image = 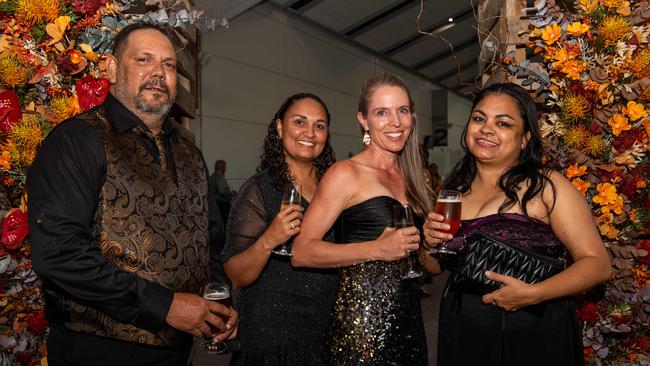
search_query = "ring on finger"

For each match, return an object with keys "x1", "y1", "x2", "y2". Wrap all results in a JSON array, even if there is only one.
[{"x1": 291, "y1": 222, "x2": 295, "y2": 230}]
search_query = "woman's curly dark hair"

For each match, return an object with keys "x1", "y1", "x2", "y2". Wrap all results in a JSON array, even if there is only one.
[
  {"x1": 444, "y1": 83, "x2": 556, "y2": 216},
  {"x1": 259, "y1": 93, "x2": 335, "y2": 192}
]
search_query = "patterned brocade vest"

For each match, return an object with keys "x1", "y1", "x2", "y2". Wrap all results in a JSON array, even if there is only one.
[{"x1": 64, "y1": 109, "x2": 211, "y2": 347}]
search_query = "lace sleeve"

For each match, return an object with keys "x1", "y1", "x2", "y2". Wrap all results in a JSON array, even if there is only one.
[{"x1": 221, "y1": 177, "x2": 269, "y2": 261}]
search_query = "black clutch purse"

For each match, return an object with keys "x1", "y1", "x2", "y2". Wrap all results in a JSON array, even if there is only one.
[{"x1": 450, "y1": 231, "x2": 566, "y2": 293}]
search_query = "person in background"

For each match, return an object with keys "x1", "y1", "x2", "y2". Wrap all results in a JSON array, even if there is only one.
[
  {"x1": 293, "y1": 73, "x2": 439, "y2": 365},
  {"x1": 222, "y1": 93, "x2": 337, "y2": 365},
  {"x1": 28, "y1": 22, "x2": 237, "y2": 366},
  {"x1": 210, "y1": 159, "x2": 236, "y2": 223},
  {"x1": 423, "y1": 83, "x2": 611, "y2": 366}
]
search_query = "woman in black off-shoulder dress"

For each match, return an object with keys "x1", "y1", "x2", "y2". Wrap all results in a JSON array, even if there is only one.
[{"x1": 293, "y1": 73, "x2": 440, "y2": 365}]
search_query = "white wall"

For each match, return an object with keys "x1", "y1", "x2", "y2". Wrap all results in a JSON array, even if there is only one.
[{"x1": 195, "y1": 2, "x2": 470, "y2": 189}]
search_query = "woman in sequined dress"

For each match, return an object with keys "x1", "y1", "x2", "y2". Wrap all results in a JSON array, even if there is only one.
[
  {"x1": 221, "y1": 93, "x2": 338, "y2": 365},
  {"x1": 293, "y1": 73, "x2": 440, "y2": 365},
  {"x1": 423, "y1": 83, "x2": 611, "y2": 366}
]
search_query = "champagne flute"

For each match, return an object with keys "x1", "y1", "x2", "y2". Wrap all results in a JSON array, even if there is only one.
[
  {"x1": 394, "y1": 204, "x2": 422, "y2": 279},
  {"x1": 430, "y1": 189, "x2": 462, "y2": 255},
  {"x1": 202, "y1": 282, "x2": 232, "y2": 354},
  {"x1": 272, "y1": 184, "x2": 302, "y2": 256}
]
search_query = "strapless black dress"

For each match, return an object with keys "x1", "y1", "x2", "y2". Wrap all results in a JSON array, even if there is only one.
[
  {"x1": 330, "y1": 196, "x2": 427, "y2": 365},
  {"x1": 438, "y1": 213, "x2": 583, "y2": 366}
]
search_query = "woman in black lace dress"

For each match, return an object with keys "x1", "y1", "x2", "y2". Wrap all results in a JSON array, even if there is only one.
[
  {"x1": 221, "y1": 93, "x2": 337, "y2": 365},
  {"x1": 423, "y1": 83, "x2": 611, "y2": 366},
  {"x1": 293, "y1": 73, "x2": 440, "y2": 365}
]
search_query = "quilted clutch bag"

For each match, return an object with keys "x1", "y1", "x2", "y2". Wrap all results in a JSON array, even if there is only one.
[{"x1": 450, "y1": 231, "x2": 566, "y2": 293}]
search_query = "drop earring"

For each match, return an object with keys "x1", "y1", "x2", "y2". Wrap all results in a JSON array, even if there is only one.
[{"x1": 362, "y1": 130, "x2": 371, "y2": 146}]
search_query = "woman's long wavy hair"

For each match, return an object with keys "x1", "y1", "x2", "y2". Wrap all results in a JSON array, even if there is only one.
[
  {"x1": 259, "y1": 93, "x2": 335, "y2": 192},
  {"x1": 444, "y1": 83, "x2": 556, "y2": 216},
  {"x1": 358, "y1": 73, "x2": 433, "y2": 217}
]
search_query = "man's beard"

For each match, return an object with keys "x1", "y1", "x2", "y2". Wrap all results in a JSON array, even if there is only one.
[{"x1": 134, "y1": 80, "x2": 173, "y2": 115}]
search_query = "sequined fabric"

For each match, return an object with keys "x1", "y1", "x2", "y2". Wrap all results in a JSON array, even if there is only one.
[{"x1": 331, "y1": 196, "x2": 427, "y2": 365}]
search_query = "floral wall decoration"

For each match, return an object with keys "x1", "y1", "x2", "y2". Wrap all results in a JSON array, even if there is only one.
[
  {"x1": 0, "y1": 1, "x2": 225, "y2": 364},
  {"x1": 498, "y1": 0, "x2": 649, "y2": 364}
]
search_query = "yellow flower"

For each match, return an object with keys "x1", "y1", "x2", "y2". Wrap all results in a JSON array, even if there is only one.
[
  {"x1": 622, "y1": 101, "x2": 647, "y2": 122},
  {"x1": 566, "y1": 163, "x2": 588, "y2": 179},
  {"x1": 14, "y1": 0, "x2": 61, "y2": 25},
  {"x1": 584, "y1": 134, "x2": 607, "y2": 157},
  {"x1": 562, "y1": 94, "x2": 590, "y2": 120},
  {"x1": 597, "y1": 212, "x2": 619, "y2": 239},
  {"x1": 566, "y1": 22, "x2": 590, "y2": 36},
  {"x1": 608, "y1": 113, "x2": 632, "y2": 136},
  {"x1": 578, "y1": 0, "x2": 598, "y2": 13},
  {"x1": 0, "y1": 52, "x2": 32, "y2": 88},
  {"x1": 8, "y1": 116, "x2": 42, "y2": 168},
  {"x1": 0, "y1": 150, "x2": 11, "y2": 170},
  {"x1": 593, "y1": 182, "x2": 619, "y2": 206},
  {"x1": 598, "y1": 16, "x2": 631, "y2": 46},
  {"x1": 47, "y1": 94, "x2": 81, "y2": 125},
  {"x1": 571, "y1": 178, "x2": 590, "y2": 196},
  {"x1": 542, "y1": 23, "x2": 562, "y2": 45},
  {"x1": 564, "y1": 125, "x2": 589, "y2": 148}
]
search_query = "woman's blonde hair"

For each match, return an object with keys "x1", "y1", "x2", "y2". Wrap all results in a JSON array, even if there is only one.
[{"x1": 358, "y1": 72, "x2": 434, "y2": 216}]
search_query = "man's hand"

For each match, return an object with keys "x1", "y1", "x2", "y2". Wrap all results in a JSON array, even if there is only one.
[{"x1": 165, "y1": 292, "x2": 238, "y2": 341}]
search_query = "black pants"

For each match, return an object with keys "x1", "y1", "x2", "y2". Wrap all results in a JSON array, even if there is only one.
[{"x1": 47, "y1": 325, "x2": 192, "y2": 366}]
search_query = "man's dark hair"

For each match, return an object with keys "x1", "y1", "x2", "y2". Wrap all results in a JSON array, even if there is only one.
[{"x1": 111, "y1": 22, "x2": 173, "y2": 59}]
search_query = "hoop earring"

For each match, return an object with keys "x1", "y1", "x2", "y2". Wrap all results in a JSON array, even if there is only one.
[{"x1": 362, "y1": 130, "x2": 371, "y2": 146}]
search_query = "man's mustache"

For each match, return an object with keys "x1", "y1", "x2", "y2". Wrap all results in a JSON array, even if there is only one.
[{"x1": 139, "y1": 81, "x2": 169, "y2": 95}]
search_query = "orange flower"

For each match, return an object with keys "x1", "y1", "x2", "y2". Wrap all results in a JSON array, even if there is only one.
[
  {"x1": 593, "y1": 183, "x2": 619, "y2": 206},
  {"x1": 598, "y1": 16, "x2": 631, "y2": 46},
  {"x1": 609, "y1": 195, "x2": 624, "y2": 215},
  {"x1": 597, "y1": 212, "x2": 619, "y2": 239},
  {"x1": 628, "y1": 209, "x2": 637, "y2": 221},
  {"x1": 542, "y1": 23, "x2": 562, "y2": 45},
  {"x1": 578, "y1": 0, "x2": 598, "y2": 13},
  {"x1": 608, "y1": 113, "x2": 632, "y2": 136},
  {"x1": 604, "y1": 0, "x2": 624, "y2": 8},
  {"x1": 637, "y1": 179, "x2": 647, "y2": 189},
  {"x1": 644, "y1": 119, "x2": 650, "y2": 139},
  {"x1": 622, "y1": 101, "x2": 647, "y2": 121},
  {"x1": 69, "y1": 50, "x2": 83, "y2": 64},
  {"x1": 561, "y1": 60, "x2": 587, "y2": 80},
  {"x1": 572, "y1": 178, "x2": 590, "y2": 196},
  {"x1": 566, "y1": 22, "x2": 589, "y2": 36},
  {"x1": 566, "y1": 163, "x2": 588, "y2": 179},
  {"x1": 0, "y1": 150, "x2": 11, "y2": 170}
]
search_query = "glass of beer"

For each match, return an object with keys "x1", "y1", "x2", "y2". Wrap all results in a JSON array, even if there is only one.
[
  {"x1": 394, "y1": 204, "x2": 422, "y2": 279},
  {"x1": 202, "y1": 282, "x2": 232, "y2": 353},
  {"x1": 430, "y1": 189, "x2": 462, "y2": 255},
  {"x1": 272, "y1": 184, "x2": 302, "y2": 256}
]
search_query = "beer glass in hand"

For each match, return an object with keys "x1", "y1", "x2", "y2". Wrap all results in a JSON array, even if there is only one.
[
  {"x1": 202, "y1": 282, "x2": 232, "y2": 354},
  {"x1": 394, "y1": 204, "x2": 422, "y2": 279},
  {"x1": 430, "y1": 190, "x2": 462, "y2": 255},
  {"x1": 272, "y1": 184, "x2": 302, "y2": 256}
]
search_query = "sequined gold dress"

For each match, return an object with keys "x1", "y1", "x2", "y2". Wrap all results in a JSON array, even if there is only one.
[{"x1": 330, "y1": 196, "x2": 428, "y2": 365}]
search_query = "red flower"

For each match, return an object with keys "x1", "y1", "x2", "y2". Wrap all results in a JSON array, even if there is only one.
[
  {"x1": 1, "y1": 208, "x2": 29, "y2": 251},
  {"x1": 639, "y1": 240, "x2": 650, "y2": 264},
  {"x1": 26, "y1": 310, "x2": 48, "y2": 335},
  {"x1": 75, "y1": 76, "x2": 109, "y2": 111},
  {"x1": 0, "y1": 90, "x2": 21, "y2": 133},
  {"x1": 14, "y1": 351, "x2": 34, "y2": 366},
  {"x1": 577, "y1": 302, "x2": 600, "y2": 323},
  {"x1": 66, "y1": 0, "x2": 111, "y2": 16}
]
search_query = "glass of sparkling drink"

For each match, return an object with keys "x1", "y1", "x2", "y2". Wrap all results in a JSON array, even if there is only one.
[
  {"x1": 430, "y1": 190, "x2": 462, "y2": 255},
  {"x1": 202, "y1": 282, "x2": 232, "y2": 353},
  {"x1": 394, "y1": 204, "x2": 422, "y2": 279},
  {"x1": 272, "y1": 184, "x2": 301, "y2": 256}
]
